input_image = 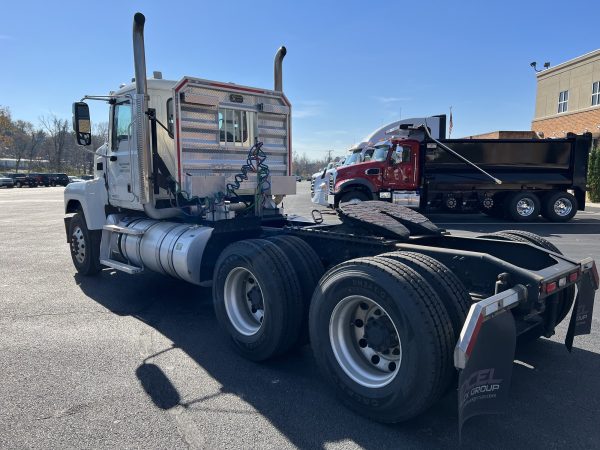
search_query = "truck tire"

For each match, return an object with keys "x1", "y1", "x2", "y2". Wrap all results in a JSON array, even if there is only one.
[
  {"x1": 375, "y1": 251, "x2": 471, "y2": 341},
  {"x1": 481, "y1": 194, "x2": 506, "y2": 219},
  {"x1": 16, "y1": 181, "x2": 22, "y2": 188},
  {"x1": 541, "y1": 191, "x2": 578, "y2": 222},
  {"x1": 497, "y1": 230, "x2": 561, "y2": 253},
  {"x1": 213, "y1": 239, "x2": 304, "y2": 361},
  {"x1": 68, "y1": 211, "x2": 102, "y2": 276},
  {"x1": 267, "y1": 235, "x2": 324, "y2": 344},
  {"x1": 338, "y1": 190, "x2": 370, "y2": 205},
  {"x1": 505, "y1": 192, "x2": 540, "y2": 222},
  {"x1": 309, "y1": 257, "x2": 454, "y2": 423}
]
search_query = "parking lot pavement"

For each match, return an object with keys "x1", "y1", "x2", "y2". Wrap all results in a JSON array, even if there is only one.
[{"x1": 1, "y1": 184, "x2": 600, "y2": 449}]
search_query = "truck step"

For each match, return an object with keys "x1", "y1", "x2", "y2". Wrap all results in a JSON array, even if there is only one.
[
  {"x1": 100, "y1": 259, "x2": 144, "y2": 275},
  {"x1": 103, "y1": 224, "x2": 145, "y2": 236}
]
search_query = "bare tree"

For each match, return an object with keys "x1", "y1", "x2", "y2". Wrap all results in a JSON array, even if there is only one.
[
  {"x1": 40, "y1": 115, "x2": 69, "y2": 171},
  {"x1": 12, "y1": 120, "x2": 44, "y2": 172},
  {"x1": 0, "y1": 106, "x2": 14, "y2": 154}
]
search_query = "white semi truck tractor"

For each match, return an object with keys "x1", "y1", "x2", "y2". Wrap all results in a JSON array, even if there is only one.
[{"x1": 65, "y1": 13, "x2": 598, "y2": 425}]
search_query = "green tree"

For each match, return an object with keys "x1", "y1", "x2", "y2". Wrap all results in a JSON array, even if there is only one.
[{"x1": 588, "y1": 146, "x2": 600, "y2": 203}]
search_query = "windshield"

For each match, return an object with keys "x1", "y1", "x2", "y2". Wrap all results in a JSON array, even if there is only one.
[
  {"x1": 372, "y1": 145, "x2": 390, "y2": 161},
  {"x1": 344, "y1": 152, "x2": 362, "y2": 165}
]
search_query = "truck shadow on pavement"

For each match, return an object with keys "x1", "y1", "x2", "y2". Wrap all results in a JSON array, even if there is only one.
[{"x1": 75, "y1": 270, "x2": 600, "y2": 449}]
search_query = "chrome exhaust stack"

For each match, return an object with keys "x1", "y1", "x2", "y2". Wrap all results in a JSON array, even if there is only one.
[
  {"x1": 132, "y1": 12, "x2": 181, "y2": 219},
  {"x1": 274, "y1": 46, "x2": 286, "y2": 92}
]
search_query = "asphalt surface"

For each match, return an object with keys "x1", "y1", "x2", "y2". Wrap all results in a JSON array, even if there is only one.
[{"x1": 1, "y1": 182, "x2": 599, "y2": 449}]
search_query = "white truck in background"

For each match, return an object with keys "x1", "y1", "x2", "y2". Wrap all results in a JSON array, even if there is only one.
[{"x1": 64, "y1": 12, "x2": 597, "y2": 428}]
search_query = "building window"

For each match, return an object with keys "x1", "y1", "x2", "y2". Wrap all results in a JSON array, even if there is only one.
[
  {"x1": 593, "y1": 82, "x2": 600, "y2": 106},
  {"x1": 558, "y1": 90, "x2": 569, "y2": 113}
]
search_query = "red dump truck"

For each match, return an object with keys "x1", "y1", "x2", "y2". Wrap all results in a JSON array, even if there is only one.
[{"x1": 325, "y1": 123, "x2": 591, "y2": 222}]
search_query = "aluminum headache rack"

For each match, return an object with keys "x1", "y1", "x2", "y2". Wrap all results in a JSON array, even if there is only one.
[{"x1": 172, "y1": 77, "x2": 291, "y2": 198}]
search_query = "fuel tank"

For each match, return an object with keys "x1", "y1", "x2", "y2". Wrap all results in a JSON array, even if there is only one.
[{"x1": 105, "y1": 214, "x2": 213, "y2": 285}]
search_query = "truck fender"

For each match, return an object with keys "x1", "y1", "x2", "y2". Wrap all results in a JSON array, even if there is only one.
[
  {"x1": 335, "y1": 178, "x2": 376, "y2": 198},
  {"x1": 64, "y1": 178, "x2": 108, "y2": 230}
]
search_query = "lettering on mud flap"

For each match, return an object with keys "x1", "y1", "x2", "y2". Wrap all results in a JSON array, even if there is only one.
[{"x1": 458, "y1": 310, "x2": 516, "y2": 440}]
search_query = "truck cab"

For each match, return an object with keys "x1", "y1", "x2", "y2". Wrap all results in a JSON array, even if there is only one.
[{"x1": 331, "y1": 139, "x2": 421, "y2": 206}]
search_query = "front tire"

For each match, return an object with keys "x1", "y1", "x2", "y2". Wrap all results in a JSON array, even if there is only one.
[
  {"x1": 68, "y1": 211, "x2": 102, "y2": 275},
  {"x1": 338, "y1": 190, "x2": 370, "y2": 206},
  {"x1": 309, "y1": 257, "x2": 454, "y2": 423}
]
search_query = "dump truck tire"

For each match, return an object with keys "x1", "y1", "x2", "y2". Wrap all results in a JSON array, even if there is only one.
[
  {"x1": 505, "y1": 192, "x2": 541, "y2": 222},
  {"x1": 309, "y1": 256, "x2": 454, "y2": 423},
  {"x1": 541, "y1": 191, "x2": 578, "y2": 222},
  {"x1": 213, "y1": 239, "x2": 304, "y2": 361}
]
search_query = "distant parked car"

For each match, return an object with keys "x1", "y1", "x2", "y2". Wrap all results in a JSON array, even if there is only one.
[
  {"x1": 48, "y1": 173, "x2": 70, "y2": 187},
  {"x1": 4, "y1": 173, "x2": 38, "y2": 188},
  {"x1": 68, "y1": 176, "x2": 85, "y2": 183},
  {"x1": 29, "y1": 173, "x2": 51, "y2": 187},
  {"x1": 0, "y1": 175, "x2": 15, "y2": 188}
]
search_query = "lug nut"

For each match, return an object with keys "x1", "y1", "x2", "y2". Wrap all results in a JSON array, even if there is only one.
[
  {"x1": 359, "y1": 339, "x2": 368, "y2": 348},
  {"x1": 388, "y1": 362, "x2": 396, "y2": 372},
  {"x1": 371, "y1": 355, "x2": 380, "y2": 365},
  {"x1": 354, "y1": 319, "x2": 364, "y2": 327}
]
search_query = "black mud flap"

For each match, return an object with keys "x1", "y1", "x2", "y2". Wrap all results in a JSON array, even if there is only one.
[
  {"x1": 457, "y1": 309, "x2": 516, "y2": 440},
  {"x1": 565, "y1": 269, "x2": 597, "y2": 351}
]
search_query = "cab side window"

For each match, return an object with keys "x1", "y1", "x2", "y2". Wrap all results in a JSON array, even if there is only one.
[
  {"x1": 166, "y1": 98, "x2": 174, "y2": 136},
  {"x1": 112, "y1": 102, "x2": 132, "y2": 150}
]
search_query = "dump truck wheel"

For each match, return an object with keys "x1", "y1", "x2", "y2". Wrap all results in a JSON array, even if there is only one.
[
  {"x1": 309, "y1": 257, "x2": 454, "y2": 423},
  {"x1": 267, "y1": 235, "x2": 324, "y2": 344},
  {"x1": 541, "y1": 191, "x2": 577, "y2": 222},
  {"x1": 505, "y1": 192, "x2": 540, "y2": 222},
  {"x1": 338, "y1": 190, "x2": 370, "y2": 205},
  {"x1": 68, "y1": 211, "x2": 102, "y2": 276},
  {"x1": 213, "y1": 239, "x2": 304, "y2": 361}
]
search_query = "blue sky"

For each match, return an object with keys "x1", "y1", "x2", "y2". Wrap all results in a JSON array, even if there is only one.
[{"x1": 1, "y1": 0, "x2": 597, "y2": 158}]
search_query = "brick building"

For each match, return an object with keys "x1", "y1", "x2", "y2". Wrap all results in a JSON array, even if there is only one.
[{"x1": 531, "y1": 49, "x2": 600, "y2": 147}]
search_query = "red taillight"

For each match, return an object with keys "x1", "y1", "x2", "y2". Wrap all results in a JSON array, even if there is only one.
[
  {"x1": 545, "y1": 281, "x2": 558, "y2": 294},
  {"x1": 569, "y1": 271, "x2": 579, "y2": 283}
]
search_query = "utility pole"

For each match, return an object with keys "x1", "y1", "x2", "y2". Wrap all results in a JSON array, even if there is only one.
[{"x1": 326, "y1": 149, "x2": 333, "y2": 162}]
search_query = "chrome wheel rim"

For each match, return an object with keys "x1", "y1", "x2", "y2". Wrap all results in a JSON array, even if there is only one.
[
  {"x1": 553, "y1": 198, "x2": 573, "y2": 217},
  {"x1": 516, "y1": 198, "x2": 535, "y2": 217},
  {"x1": 223, "y1": 267, "x2": 264, "y2": 336},
  {"x1": 329, "y1": 295, "x2": 401, "y2": 388},
  {"x1": 71, "y1": 226, "x2": 86, "y2": 264}
]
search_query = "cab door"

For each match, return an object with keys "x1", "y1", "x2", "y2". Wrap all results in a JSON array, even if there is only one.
[
  {"x1": 107, "y1": 98, "x2": 136, "y2": 206},
  {"x1": 383, "y1": 143, "x2": 419, "y2": 190}
]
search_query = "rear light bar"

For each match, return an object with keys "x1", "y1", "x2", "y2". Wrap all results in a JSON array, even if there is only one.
[{"x1": 541, "y1": 268, "x2": 582, "y2": 295}]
